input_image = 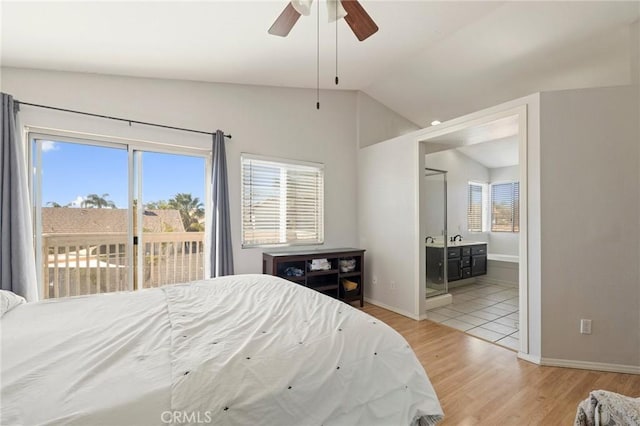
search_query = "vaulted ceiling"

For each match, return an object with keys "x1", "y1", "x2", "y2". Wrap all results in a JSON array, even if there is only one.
[{"x1": 2, "y1": 1, "x2": 638, "y2": 127}]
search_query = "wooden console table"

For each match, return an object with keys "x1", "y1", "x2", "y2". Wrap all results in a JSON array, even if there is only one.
[{"x1": 263, "y1": 248, "x2": 365, "y2": 307}]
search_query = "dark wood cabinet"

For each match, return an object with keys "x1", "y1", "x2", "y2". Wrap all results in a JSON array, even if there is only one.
[
  {"x1": 263, "y1": 248, "x2": 365, "y2": 307},
  {"x1": 447, "y1": 258, "x2": 462, "y2": 281},
  {"x1": 471, "y1": 245, "x2": 487, "y2": 256},
  {"x1": 461, "y1": 267, "x2": 472, "y2": 279},
  {"x1": 471, "y1": 254, "x2": 487, "y2": 276},
  {"x1": 426, "y1": 243, "x2": 487, "y2": 284}
]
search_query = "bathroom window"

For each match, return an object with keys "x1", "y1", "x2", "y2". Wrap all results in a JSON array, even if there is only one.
[
  {"x1": 491, "y1": 182, "x2": 519, "y2": 232},
  {"x1": 241, "y1": 154, "x2": 324, "y2": 247},
  {"x1": 467, "y1": 182, "x2": 488, "y2": 232}
]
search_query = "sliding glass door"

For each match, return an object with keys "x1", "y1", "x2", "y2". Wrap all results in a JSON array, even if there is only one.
[
  {"x1": 134, "y1": 151, "x2": 206, "y2": 289},
  {"x1": 32, "y1": 138, "x2": 130, "y2": 298},
  {"x1": 32, "y1": 134, "x2": 208, "y2": 299}
]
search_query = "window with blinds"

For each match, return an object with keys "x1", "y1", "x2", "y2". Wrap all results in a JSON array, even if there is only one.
[
  {"x1": 468, "y1": 182, "x2": 488, "y2": 232},
  {"x1": 241, "y1": 154, "x2": 324, "y2": 247},
  {"x1": 467, "y1": 182, "x2": 484, "y2": 232},
  {"x1": 491, "y1": 182, "x2": 520, "y2": 233}
]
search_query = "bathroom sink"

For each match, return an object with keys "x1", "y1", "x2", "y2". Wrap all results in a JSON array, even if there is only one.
[{"x1": 450, "y1": 241, "x2": 485, "y2": 247}]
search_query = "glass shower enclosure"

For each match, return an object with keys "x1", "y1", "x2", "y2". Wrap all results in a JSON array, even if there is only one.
[{"x1": 424, "y1": 168, "x2": 448, "y2": 298}]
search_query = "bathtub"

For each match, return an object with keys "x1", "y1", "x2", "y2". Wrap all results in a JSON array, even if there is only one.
[{"x1": 483, "y1": 254, "x2": 519, "y2": 287}]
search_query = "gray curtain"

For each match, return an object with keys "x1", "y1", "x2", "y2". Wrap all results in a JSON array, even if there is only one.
[
  {"x1": 210, "y1": 130, "x2": 234, "y2": 277},
  {"x1": 1, "y1": 93, "x2": 38, "y2": 301}
]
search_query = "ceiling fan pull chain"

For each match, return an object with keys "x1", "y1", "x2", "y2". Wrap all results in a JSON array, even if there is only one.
[
  {"x1": 316, "y1": 0, "x2": 320, "y2": 109},
  {"x1": 335, "y1": 2, "x2": 339, "y2": 86}
]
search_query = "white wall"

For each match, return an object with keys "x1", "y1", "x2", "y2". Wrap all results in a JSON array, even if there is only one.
[
  {"x1": 488, "y1": 165, "x2": 520, "y2": 256},
  {"x1": 423, "y1": 173, "x2": 447, "y2": 242},
  {"x1": 424, "y1": 150, "x2": 490, "y2": 244},
  {"x1": 358, "y1": 136, "x2": 420, "y2": 318},
  {"x1": 631, "y1": 20, "x2": 639, "y2": 86},
  {"x1": 1, "y1": 68, "x2": 371, "y2": 275},
  {"x1": 356, "y1": 92, "x2": 420, "y2": 148},
  {"x1": 489, "y1": 165, "x2": 518, "y2": 183},
  {"x1": 539, "y1": 85, "x2": 640, "y2": 368}
]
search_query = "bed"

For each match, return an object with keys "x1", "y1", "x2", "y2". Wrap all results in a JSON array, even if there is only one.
[{"x1": 1, "y1": 274, "x2": 443, "y2": 425}]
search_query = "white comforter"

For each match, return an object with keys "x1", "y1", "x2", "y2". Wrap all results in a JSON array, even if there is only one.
[{"x1": 1, "y1": 274, "x2": 443, "y2": 425}]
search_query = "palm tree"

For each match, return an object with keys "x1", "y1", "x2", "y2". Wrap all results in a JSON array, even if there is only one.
[
  {"x1": 82, "y1": 193, "x2": 116, "y2": 209},
  {"x1": 168, "y1": 193, "x2": 204, "y2": 232},
  {"x1": 145, "y1": 200, "x2": 170, "y2": 210},
  {"x1": 186, "y1": 221, "x2": 205, "y2": 232}
]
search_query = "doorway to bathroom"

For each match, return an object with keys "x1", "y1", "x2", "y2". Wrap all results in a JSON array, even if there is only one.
[{"x1": 420, "y1": 106, "x2": 528, "y2": 354}]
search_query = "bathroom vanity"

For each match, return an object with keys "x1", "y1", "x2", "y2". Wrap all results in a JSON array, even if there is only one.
[{"x1": 426, "y1": 242, "x2": 487, "y2": 284}]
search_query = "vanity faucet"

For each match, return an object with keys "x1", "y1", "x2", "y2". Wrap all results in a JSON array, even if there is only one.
[
  {"x1": 451, "y1": 234, "x2": 463, "y2": 242},
  {"x1": 425, "y1": 236, "x2": 434, "y2": 244}
]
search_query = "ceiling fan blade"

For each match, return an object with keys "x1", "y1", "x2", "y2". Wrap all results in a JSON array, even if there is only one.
[
  {"x1": 268, "y1": 3, "x2": 302, "y2": 37},
  {"x1": 341, "y1": 0, "x2": 378, "y2": 41}
]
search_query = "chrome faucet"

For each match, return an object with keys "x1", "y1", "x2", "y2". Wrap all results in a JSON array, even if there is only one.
[{"x1": 425, "y1": 236, "x2": 434, "y2": 244}]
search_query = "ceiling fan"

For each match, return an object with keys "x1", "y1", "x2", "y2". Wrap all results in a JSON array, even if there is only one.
[{"x1": 268, "y1": 0, "x2": 379, "y2": 42}]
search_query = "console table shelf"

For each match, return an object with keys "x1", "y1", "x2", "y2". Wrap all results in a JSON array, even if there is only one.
[
  {"x1": 307, "y1": 269, "x2": 340, "y2": 277},
  {"x1": 263, "y1": 248, "x2": 365, "y2": 307}
]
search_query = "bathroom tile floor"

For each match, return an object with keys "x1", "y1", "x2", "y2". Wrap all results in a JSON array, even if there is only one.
[{"x1": 426, "y1": 283, "x2": 520, "y2": 351}]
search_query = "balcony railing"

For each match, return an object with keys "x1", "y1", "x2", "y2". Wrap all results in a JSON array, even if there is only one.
[{"x1": 42, "y1": 232, "x2": 205, "y2": 299}]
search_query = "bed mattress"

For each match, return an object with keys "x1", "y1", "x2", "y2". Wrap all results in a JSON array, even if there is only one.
[{"x1": 1, "y1": 274, "x2": 443, "y2": 425}]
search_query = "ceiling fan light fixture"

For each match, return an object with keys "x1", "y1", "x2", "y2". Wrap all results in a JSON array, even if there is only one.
[
  {"x1": 291, "y1": 0, "x2": 348, "y2": 22},
  {"x1": 327, "y1": 0, "x2": 347, "y2": 23},
  {"x1": 269, "y1": 0, "x2": 378, "y2": 41},
  {"x1": 291, "y1": 0, "x2": 313, "y2": 16}
]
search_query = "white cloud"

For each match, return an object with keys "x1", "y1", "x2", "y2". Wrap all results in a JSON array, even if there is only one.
[
  {"x1": 41, "y1": 141, "x2": 59, "y2": 152},
  {"x1": 69, "y1": 196, "x2": 85, "y2": 208}
]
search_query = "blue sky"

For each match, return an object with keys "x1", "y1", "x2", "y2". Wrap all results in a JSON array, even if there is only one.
[{"x1": 38, "y1": 140, "x2": 205, "y2": 208}]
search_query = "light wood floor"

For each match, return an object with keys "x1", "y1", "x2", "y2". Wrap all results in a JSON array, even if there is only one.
[{"x1": 363, "y1": 303, "x2": 640, "y2": 425}]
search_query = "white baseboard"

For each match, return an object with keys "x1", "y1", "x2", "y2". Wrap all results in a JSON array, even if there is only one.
[
  {"x1": 517, "y1": 352, "x2": 541, "y2": 364},
  {"x1": 364, "y1": 297, "x2": 421, "y2": 321},
  {"x1": 540, "y1": 357, "x2": 640, "y2": 375},
  {"x1": 516, "y1": 353, "x2": 639, "y2": 374}
]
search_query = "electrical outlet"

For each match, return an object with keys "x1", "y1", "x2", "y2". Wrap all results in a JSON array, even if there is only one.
[
  {"x1": 372, "y1": 276, "x2": 378, "y2": 285},
  {"x1": 580, "y1": 319, "x2": 592, "y2": 334},
  {"x1": 390, "y1": 281, "x2": 397, "y2": 290}
]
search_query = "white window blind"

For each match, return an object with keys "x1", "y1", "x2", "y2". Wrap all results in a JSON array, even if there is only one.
[
  {"x1": 491, "y1": 182, "x2": 519, "y2": 232},
  {"x1": 467, "y1": 182, "x2": 484, "y2": 232},
  {"x1": 241, "y1": 154, "x2": 324, "y2": 247}
]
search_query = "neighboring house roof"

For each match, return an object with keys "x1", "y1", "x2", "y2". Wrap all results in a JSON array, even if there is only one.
[{"x1": 41, "y1": 208, "x2": 185, "y2": 233}]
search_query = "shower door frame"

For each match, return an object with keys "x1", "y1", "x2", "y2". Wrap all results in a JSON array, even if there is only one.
[{"x1": 425, "y1": 167, "x2": 448, "y2": 298}]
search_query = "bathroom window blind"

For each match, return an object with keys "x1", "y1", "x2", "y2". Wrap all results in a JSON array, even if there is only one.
[
  {"x1": 467, "y1": 182, "x2": 484, "y2": 232},
  {"x1": 491, "y1": 182, "x2": 519, "y2": 232},
  {"x1": 241, "y1": 154, "x2": 324, "y2": 247}
]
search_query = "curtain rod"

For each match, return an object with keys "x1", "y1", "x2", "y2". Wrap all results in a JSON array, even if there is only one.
[{"x1": 15, "y1": 101, "x2": 232, "y2": 139}]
